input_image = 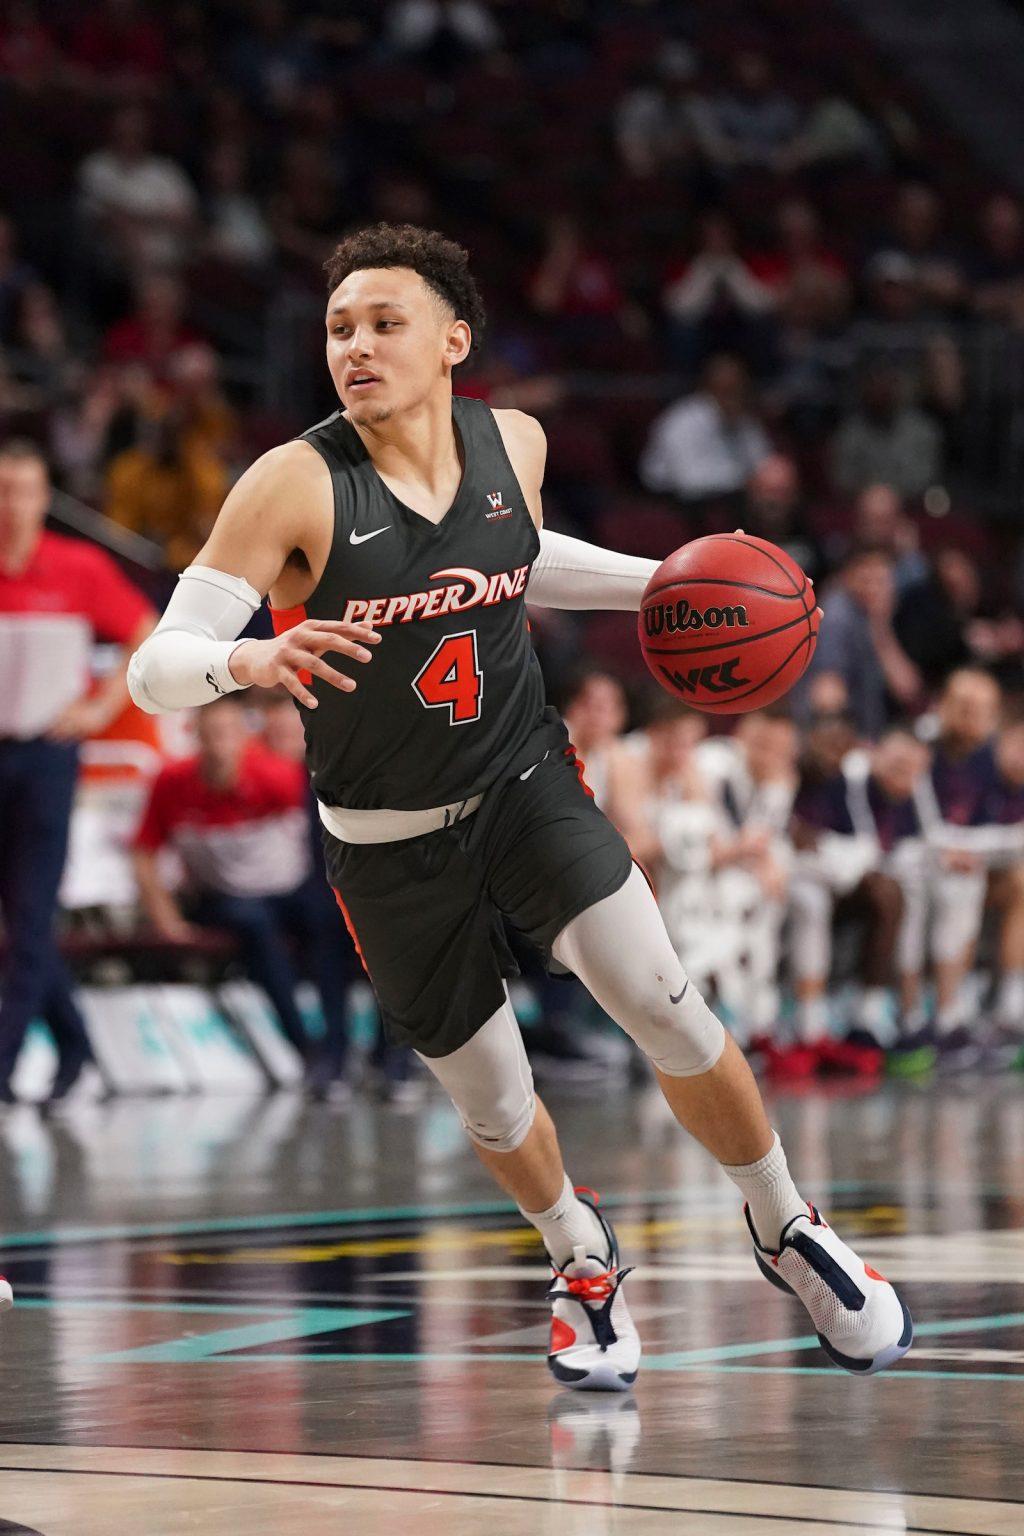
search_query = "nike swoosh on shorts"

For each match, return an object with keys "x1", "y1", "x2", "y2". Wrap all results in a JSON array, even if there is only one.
[{"x1": 350, "y1": 526, "x2": 392, "y2": 545}]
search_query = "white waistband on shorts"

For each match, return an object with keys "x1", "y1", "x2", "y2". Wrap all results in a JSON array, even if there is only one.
[{"x1": 317, "y1": 792, "x2": 484, "y2": 845}]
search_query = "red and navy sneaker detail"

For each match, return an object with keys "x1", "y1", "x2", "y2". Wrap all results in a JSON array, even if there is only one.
[
  {"x1": 545, "y1": 1188, "x2": 641, "y2": 1392},
  {"x1": 746, "y1": 1202, "x2": 912, "y2": 1375}
]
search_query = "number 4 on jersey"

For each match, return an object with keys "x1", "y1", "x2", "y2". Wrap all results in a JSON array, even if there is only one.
[{"x1": 412, "y1": 630, "x2": 483, "y2": 725}]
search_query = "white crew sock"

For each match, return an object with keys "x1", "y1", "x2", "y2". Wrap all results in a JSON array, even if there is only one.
[
  {"x1": 900, "y1": 1003, "x2": 929, "y2": 1036},
  {"x1": 722, "y1": 1131, "x2": 806, "y2": 1251},
  {"x1": 936, "y1": 998, "x2": 967, "y2": 1036},
  {"x1": 797, "y1": 995, "x2": 828, "y2": 1044},
  {"x1": 520, "y1": 1171, "x2": 610, "y2": 1268},
  {"x1": 856, "y1": 986, "x2": 889, "y2": 1037},
  {"x1": 996, "y1": 970, "x2": 1024, "y2": 1030}
]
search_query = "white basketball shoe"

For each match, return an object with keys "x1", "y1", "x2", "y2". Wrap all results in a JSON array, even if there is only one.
[
  {"x1": 746, "y1": 1203, "x2": 913, "y2": 1375},
  {"x1": 546, "y1": 1189, "x2": 641, "y2": 1392},
  {"x1": 0, "y1": 1276, "x2": 13, "y2": 1312}
]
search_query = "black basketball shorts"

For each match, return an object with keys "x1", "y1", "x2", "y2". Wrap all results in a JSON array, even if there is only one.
[{"x1": 323, "y1": 746, "x2": 633, "y2": 1058}]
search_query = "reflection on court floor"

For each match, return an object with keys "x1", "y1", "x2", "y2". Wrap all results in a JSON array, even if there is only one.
[{"x1": 1, "y1": 1079, "x2": 1023, "y2": 1533}]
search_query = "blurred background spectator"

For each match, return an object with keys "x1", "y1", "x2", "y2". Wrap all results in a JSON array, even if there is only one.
[
  {"x1": 132, "y1": 693, "x2": 354, "y2": 1088},
  {"x1": 0, "y1": 438, "x2": 152, "y2": 1103},
  {"x1": 832, "y1": 362, "x2": 942, "y2": 498},
  {"x1": 803, "y1": 547, "x2": 923, "y2": 737},
  {"x1": 640, "y1": 354, "x2": 771, "y2": 505}
]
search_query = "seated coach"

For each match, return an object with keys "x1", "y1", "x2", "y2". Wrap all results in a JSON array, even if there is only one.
[{"x1": 132, "y1": 692, "x2": 350, "y2": 1065}]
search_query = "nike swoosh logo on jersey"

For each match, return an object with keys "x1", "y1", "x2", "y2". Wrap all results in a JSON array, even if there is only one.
[{"x1": 349, "y1": 525, "x2": 392, "y2": 545}]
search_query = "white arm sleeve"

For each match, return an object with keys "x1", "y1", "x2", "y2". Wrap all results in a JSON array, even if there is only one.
[
  {"x1": 526, "y1": 529, "x2": 659, "y2": 611},
  {"x1": 127, "y1": 565, "x2": 263, "y2": 715}
]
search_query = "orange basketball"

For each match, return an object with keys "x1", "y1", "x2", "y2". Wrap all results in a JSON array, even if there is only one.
[{"x1": 638, "y1": 533, "x2": 819, "y2": 715}]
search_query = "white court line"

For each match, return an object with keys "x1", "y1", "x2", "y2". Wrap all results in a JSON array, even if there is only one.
[{"x1": 0, "y1": 1445, "x2": 1018, "y2": 1535}]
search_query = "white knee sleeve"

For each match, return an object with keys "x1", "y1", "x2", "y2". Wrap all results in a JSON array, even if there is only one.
[
  {"x1": 416, "y1": 991, "x2": 536, "y2": 1153},
  {"x1": 551, "y1": 864, "x2": 725, "y2": 1077},
  {"x1": 932, "y1": 869, "x2": 986, "y2": 964},
  {"x1": 896, "y1": 884, "x2": 928, "y2": 975}
]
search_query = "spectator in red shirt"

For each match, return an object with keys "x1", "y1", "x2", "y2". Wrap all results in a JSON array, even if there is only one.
[
  {"x1": 132, "y1": 694, "x2": 352, "y2": 1075},
  {"x1": 748, "y1": 198, "x2": 848, "y2": 296},
  {"x1": 529, "y1": 216, "x2": 624, "y2": 321},
  {"x1": 103, "y1": 271, "x2": 203, "y2": 383},
  {"x1": 0, "y1": 438, "x2": 154, "y2": 1103},
  {"x1": 661, "y1": 212, "x2": 777, "y2": 376}
]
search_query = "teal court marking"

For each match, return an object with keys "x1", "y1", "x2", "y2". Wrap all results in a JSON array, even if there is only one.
[
  {"x1": 0, "y1": 1180, "x2": 890, "y2": 1251},
  {"x1": 21, "y1": 1300, "x2": 417, "y2": 1365},
  {"x1": 21, "y1": 1295, "x2": 1024, "y2": 1378},
  {"x1": 644, "y1": 1310, "x2": 1024, "y2": 1370},
  {"x1": 13, "y1": 1299, "x2": 397, "y2": 1317},
  {"x1": 205, "y1": 1311, "x2": 1024, "y2": 1379}
]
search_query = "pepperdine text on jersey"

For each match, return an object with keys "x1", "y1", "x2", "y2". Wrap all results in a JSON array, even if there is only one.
[{"x1": 340, "y1": 563, "x2": 530, "y2": 627}]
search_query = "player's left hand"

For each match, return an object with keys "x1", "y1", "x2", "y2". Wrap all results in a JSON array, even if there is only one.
[{"x1": 46, "y1": 695, "x2": 114, "y2": 741}]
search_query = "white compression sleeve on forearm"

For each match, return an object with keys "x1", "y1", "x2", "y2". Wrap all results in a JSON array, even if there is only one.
[
  {"x1": 526, "y1": 529, "x2": 659, "y2": 611},
  {"x1": 127, "y1": 564, "x2": 262, "y2": 714}
]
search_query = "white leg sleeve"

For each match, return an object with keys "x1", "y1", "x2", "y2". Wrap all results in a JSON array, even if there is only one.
[
  {"x1": 885, "y1": 840, "x2": 929, "y2": 976},
  {"x1": 788, "y1": 873, "x2": 834, "y2": 983},
  {"x1": 416, "y1": 989, "x2": 536, "y2": 1154},
  {"x1": 739, "y1": 903, "x2": 785, "y2": 1035},
  {"x1": 932, "y1": 869, "x2": 987, "y2": 964},
  {"x1": 894, "y1": 869, "x2": 929, "y2": 975},
  {"x1": 551, "y1": 864, "x2": 726, "y2": 1077}
]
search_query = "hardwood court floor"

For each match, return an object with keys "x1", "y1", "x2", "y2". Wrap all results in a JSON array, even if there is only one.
[{"x1": 1, "y1": 1072, "x2": 1023, "y2": 1533}]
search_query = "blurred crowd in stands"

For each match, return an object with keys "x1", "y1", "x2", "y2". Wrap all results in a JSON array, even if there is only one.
[
  {"x1": 2, "y1": 0, "x2": 1024, "y2": 1100},
  {"x1": 557, "y1": 666, "x2": 1024, "y2": 1082}
]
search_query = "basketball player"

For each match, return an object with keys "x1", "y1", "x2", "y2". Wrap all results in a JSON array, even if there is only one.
[{"x1": 127, "y1": 224, "x2": 912, "y2": 1389}]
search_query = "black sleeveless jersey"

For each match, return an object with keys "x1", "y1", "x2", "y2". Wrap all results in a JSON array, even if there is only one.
[{"x1": 275, "y1": 395, "x2": 565, "y2": 811}]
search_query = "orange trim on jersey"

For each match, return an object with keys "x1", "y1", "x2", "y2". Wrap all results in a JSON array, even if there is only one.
[
  {"x1": 564, "y1": 744, "x2": 595, "y2": 799},
  {"x1": 332, "y1": 887, "x2": 371, "y2": 980},
  {"x1": 632, "y1": 856, "x2": 657, "y2": 899},
  {"x1": 269, "y1": 602, "x2": 311, "y2": 685},
  {"x1": 269, "y1": 601, "x2": 307, "y2": 634}
]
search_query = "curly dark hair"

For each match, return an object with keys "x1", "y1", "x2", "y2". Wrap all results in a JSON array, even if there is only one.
[{"x1": 324, "y1": 223, "x2": 485, "y2": 350}]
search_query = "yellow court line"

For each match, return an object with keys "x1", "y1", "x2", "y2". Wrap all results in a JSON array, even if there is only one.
[{"x1": 160, "y1": 1207, "x2": 904, "y2": 1266}]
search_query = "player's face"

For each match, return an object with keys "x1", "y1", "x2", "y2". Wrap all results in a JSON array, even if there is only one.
[
  {"x1": 807, "y1": 719, "x2": 854, "y2": 775},
  {"x1": 262, "y1": 699, "x2": 306, "y2": 762},
  {"x1": 0, "y1": 456, "x2": 49, "y2": 552},
  {"x1": 873, "y1": 734, "x2": 926, "y2": 798},
  {"x1": 196, "y1": 703, "x2": 250, "y2": 777},
  {"x1": 566, "y1": 676, "x2": 626, "y2": 746},
  {"x1": 742, "y1": 717, "x2": 798, "y2": 780},
  {"x1": 653, "y1": 715, "x2": 704, "y2": 770},
  {"x1": 325, "y1": 268, "x2": 470, "y2": 426},
  {"x1": 940, "y1": 674, "x2": 1000, "y2": 748}
]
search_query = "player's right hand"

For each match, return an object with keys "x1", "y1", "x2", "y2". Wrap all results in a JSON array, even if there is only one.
[{"x1": 229, "y1": 620, "x2": 381, "y2": 708}]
